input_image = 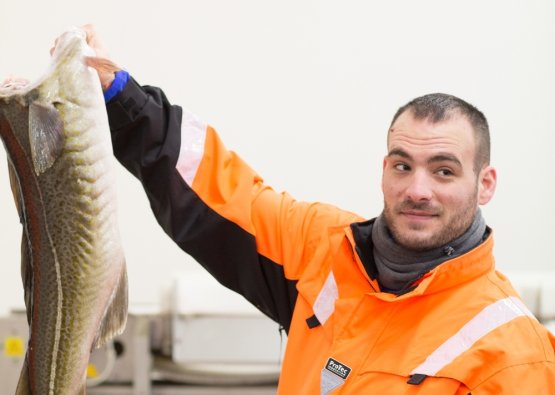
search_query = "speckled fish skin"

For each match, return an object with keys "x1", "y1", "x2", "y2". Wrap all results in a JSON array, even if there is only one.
[{"x1": 0, "y1": 28, "x2": 127, "y2": 395}]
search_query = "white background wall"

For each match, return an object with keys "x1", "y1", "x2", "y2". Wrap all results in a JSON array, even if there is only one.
[{"x1": 0, "y1": 0, "x2": 553, "y2": 316}]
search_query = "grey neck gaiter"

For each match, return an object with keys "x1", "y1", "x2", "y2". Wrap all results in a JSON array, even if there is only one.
[{"x1": 371, "y1": 209, "x2": 486, "y2": 293}]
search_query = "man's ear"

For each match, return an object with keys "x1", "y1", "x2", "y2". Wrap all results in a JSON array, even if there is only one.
[
  {"x1": 381, "y1": 156, "x2": 388, "y2": 192},
  {"x1": 478, "y1": 165, "x2": 497, "y2": 205}
]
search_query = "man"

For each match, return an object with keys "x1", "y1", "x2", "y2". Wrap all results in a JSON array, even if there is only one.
[{"x1": 81, "y1": 25, "x2": 555, "y2": 393}]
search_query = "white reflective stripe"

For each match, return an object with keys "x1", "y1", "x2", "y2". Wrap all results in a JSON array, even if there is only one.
[
  {"x1": 313, "y1": 271, "x2": 338, "y2": 325},
  {"x1": 175, "y1": 109, "x2": 207, "y2": 185},
  {"x1": 411, "y1": 296, "x2": 536, "y2": 377}
]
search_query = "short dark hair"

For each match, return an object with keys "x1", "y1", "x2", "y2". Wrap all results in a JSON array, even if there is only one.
[{"x1": 390, "y1": 93, "x2": 490, "y2": 173}]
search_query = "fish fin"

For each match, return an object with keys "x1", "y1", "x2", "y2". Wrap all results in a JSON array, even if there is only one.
[
  {"x1": 28, "y1": 102, "x2": 64, "y2": 175},
  {"x1": 15, "y1": 357, "x2": 31, "y2": 395},
  {"x1": 94, "y1": 262, "x2": 128, "y2": 349}
]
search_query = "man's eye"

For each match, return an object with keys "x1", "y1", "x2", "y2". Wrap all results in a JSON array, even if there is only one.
[
  {"x1": 437, "y1": 168, "x2": 453, "y2": 176},
  {"x1": 394, "y1": 163, "x2": 410, "y2": 171}
]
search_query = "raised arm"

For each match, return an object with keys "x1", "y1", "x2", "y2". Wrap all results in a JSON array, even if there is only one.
[
  {"x1": 105, "y1": 76, "x2": 360, "y2": 330},
  {"x1": 77, "y1": 25, "x2": 361, "y2": 331}
]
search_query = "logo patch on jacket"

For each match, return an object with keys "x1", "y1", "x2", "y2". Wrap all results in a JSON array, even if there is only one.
[
  {"x1": 321, "y1": 358, "x2": 352, "y2": 395},
  {"x1": 325, "y1": 358, "x2": 352, "y2": 379}
]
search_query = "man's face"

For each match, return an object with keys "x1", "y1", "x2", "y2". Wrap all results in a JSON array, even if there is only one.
[{"x1": 382, "y1": 110, "x2": 496, "y2": 251}]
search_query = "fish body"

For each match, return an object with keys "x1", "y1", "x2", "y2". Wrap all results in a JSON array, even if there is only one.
[{"x1": 0, "y1": 28, "x2": 127, "y2": 395}]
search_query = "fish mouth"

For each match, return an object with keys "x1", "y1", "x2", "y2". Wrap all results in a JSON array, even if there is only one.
[{"x1": 0, "y1": 77, "x2": 30, "y2": 92}]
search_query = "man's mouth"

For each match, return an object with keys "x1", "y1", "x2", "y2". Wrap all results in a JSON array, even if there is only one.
[{"x1": 399, "y1": 210, "x2": 439, "y2": 220}]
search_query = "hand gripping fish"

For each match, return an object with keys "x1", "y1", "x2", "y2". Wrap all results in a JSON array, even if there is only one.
[{"x1": 0, "y1": 28, "x2": 128, "y2": 394}]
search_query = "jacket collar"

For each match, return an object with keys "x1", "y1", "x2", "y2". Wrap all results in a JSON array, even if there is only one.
[{"x1": 349, "y1": 219, "x2": 495, "y2": 299}]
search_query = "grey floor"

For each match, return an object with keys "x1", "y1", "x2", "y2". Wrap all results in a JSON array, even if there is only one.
[{"x1": 88, "y1": 384, "x2": 277, "y2": 395}]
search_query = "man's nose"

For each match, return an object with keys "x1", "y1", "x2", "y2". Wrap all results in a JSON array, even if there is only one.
[{"x1": 404, "y1": 171, "x2": 433, "y2": 201}]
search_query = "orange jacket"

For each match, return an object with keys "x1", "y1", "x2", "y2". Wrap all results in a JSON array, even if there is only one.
[
  {"x1": 286, "y1": 227, "x2": 555, "y2": 394},
  {"x1": 107, "y1": 79, "x2": 555, "y2": 394}
]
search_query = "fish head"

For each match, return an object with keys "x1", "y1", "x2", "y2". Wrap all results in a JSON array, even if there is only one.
[{"x1": 43, "y1": 26, "x2": 103, "y2": 107}]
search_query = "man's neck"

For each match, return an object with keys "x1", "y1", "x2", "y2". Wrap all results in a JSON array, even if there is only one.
[{"x1": 371, "y1": 209, "x2": 486, "y2": 293}]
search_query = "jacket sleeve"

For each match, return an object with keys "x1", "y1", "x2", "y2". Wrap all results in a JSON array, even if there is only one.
[{"x1": 105, "y1": 77, "x2": 360, "y2": 331}]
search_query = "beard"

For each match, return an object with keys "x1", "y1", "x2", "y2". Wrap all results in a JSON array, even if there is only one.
[{"x1": 383, "y1": 192, "x2": 478, "y2": 252}]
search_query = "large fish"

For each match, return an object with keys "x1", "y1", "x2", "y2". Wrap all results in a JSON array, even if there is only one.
[{"x1": 0, "y1": 28, "x2": 128, "y2": 394}]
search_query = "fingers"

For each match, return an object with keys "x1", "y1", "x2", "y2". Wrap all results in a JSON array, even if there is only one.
[
  {"x1": 49, "y1": 24, "x2": 108, "y2": 59},
  {"x1": 80, "y1": 24, "x2": 121, "y2": 90},
  {"x1": 81, "y1": 24, "x2": 97, "y2": 52},
  {"x1": 80, "y1": 24, "x2": 110, "y2": 59},
  {"x1": 85, "y1": 57, "x2": 121, "y2": 90},
  {"x1": 81, "y1": 24, "x2": 95, "y2": 39},
  {"x1": 49, "y1": 38, "x2": 59, "y2": 56},
  {"x1": 85, "y1": 57, "x2": 120, "y2": 73},
  {"x1": 49, "y1": 24, "x2": 121, "y2": 91}
]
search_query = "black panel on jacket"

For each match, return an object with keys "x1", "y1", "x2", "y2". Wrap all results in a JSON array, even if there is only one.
[{"x1": 350, "y1": 219, "x2": 378, "y2": 280}]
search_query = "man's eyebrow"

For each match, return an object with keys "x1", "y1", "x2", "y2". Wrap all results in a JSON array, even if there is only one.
[
  {"x1": 428, "y1": 153, "x2": 462, "y2": 167},
  {"x1": 387, "y1": 148, "x2": 412, "y2": 159},
  {"x1": 387, "y1": 149, "x2": 463, "y2": 167}
]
